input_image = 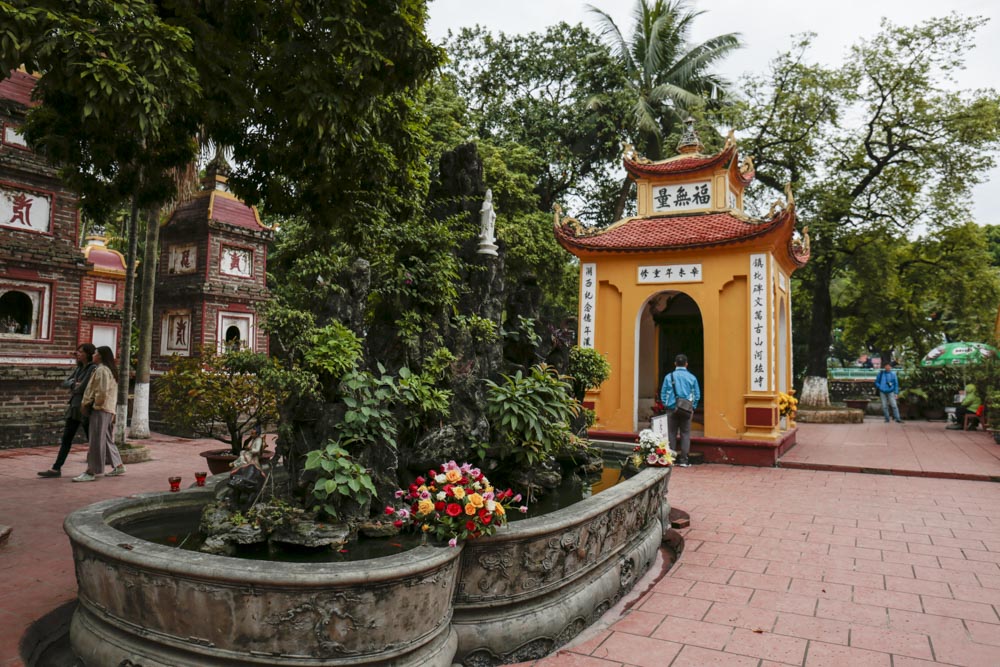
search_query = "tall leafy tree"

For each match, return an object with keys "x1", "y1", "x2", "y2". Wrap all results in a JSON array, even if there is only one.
[
  {"x1": 445, "y1": 23, "x2": 628, "y2": 224},
  {"x1": 1, "y1": 0, "x2": 441, "y2": 438},
  {"x1": 837, "y1": 224, "x2": 1000, "y2": 364},
  {"x1": 737, "y1": 17, "x2": 1000, "y2": 378}
]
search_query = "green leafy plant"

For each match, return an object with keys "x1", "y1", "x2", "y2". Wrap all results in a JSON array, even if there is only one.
[
  {"x1": 567, "y1": 346, "x2": 611, "y2": 400},
  {"x1": 454, "y1": 314, "x2": 499, "y2": 346},
  {"x1": 156, "y1": 348, "x2": 281, "y2": 455},
  {"x1": 396, "y1": 366, "x2": 452, "y2": 430},
  {"x1": 338, "y1": 366, "x2": 399, "y2": 449},
  {"x1": 302, "y1": 321, "x2": 363, "y2": 379},
  {"x1": 484, "y1": 364, "x2": 581, "y2": 466},
  {"x1": 304, "y1": 441, "x2": 378, "y2": 518}
]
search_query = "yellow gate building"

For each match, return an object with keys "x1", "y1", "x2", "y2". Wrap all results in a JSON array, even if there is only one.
[{"x1": 555, "y1": 124, "x2": 810, "y2": 464}]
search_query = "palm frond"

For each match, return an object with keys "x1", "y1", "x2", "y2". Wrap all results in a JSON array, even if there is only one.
[{"x1": 587, "y1": 4, "x2": 637, "y2": 74}]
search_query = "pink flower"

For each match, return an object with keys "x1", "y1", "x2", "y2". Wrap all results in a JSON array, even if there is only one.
[
  {"x1": 448, "y1": 537, "x2": 458, "y2": 548},
  {"x1": 513, "y1": 493, "x2": 522, "y2": 503},
  {"x1": 394, "y1": 490, "x2": 406, "y2": 499},
  {"x1": 519, "y1": 506, "x2": 528, "y2": 513}
]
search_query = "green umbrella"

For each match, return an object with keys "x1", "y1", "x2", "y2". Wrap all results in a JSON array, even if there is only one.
[{"x1": 920, "y1": 342, "x2": 999, "y2": 367}]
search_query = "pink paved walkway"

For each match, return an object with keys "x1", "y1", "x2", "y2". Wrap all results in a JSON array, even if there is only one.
[
  {"x1": 4, "y1": 427, "x2": 1000, "y2": 666},
  {"x1": 525, "y1": 466, "x2": 1000, "y2": 667},
  {"x1": 0, "y1": 434, "x2": 230, "y2": 666},
  {"x1": 781, "y1": 418, "x2": 1000, "y2": 481}
]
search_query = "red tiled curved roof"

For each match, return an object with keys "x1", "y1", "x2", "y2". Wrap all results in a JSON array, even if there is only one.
[
  {"x1": 555, "y1": 208, "x2": 793, "y2": 253},
  {"x1": 624, "y1": 144, "x2": 735, "y2": 179},
  {"x1": 165, "y1": 191, "x2": 266, "y2": 231},
  {"x1": 0, "y1": 70, "x2": 37, "y2": 108},
  {"x1": 83, "y1": 244, "x2": 126, "y2": 274},
  {"x1": 211, "y1": 194, "x2": 264, "y2": 230}
]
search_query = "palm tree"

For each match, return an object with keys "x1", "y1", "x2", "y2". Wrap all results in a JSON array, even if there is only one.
[{"x1": 589, "y1": 0, "x2": 742, "y2": 218}]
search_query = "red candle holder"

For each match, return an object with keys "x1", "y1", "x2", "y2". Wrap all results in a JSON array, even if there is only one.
[
  {"x1": 194, "y1": 471, "x2": 208, "y2": 487},
  {"x1": 168, "y1": 476, "x2": 182, "y2": 492}
]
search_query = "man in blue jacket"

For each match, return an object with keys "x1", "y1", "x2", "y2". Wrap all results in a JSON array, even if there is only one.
[
  {"x1": 660, "y1": 353, "x2": 701, "y2": 467},
  {"x1": 875, "y1": 361, "x2": 903, "y2": 423}
]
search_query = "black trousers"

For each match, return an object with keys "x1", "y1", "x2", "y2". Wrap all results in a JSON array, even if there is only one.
[{"x1": 53, "y1": 417, "x2": 89, "y2": 471}]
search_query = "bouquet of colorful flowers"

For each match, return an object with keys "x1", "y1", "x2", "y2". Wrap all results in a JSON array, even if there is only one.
[
  {"x1": 778, "y1": 390, "x2": 798, "y2": 418},
  {"x1": 385, "y1": 461, "x2": 525, "y2": 547},
  {"x1": 632, "y1": 428, "x2": 675, "y2": 467}
]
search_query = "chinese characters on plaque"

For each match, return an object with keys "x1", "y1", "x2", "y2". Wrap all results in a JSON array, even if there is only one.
[
  {"x1": 168, "y1": 243, "x2": 198, "y2": 275},
  {"x1": 749, "y1": 253, "x2": 769, "y2": 392},
  {"x1": 163, "y1": 310, "x2": 191, "y2": 354},
  {"x1": 0, "y1": 187, "x2": 51, "y2": 233},
  {"x1": 579, "y1": 263, "x2": 596, "y2": 349},
  {"x1": 220, "y1": 246, "x2": 252, "y2": 278},
  {"x1": 637, "y1": 263, "x2": 703, "y2": 284},
  {"x1": 651, "y1": 180, "x2": 711, "y2": 213}
]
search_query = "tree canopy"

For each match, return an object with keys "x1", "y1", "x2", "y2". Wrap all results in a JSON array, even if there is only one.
[{"x1": 735, "y1": 16, "x2": 1000, "y2": 375}]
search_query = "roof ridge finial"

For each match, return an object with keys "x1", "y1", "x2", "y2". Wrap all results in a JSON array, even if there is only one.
[
  {"x1": 676, "y1": 117, "x2": 704, "y2": 155},
  {"x1": 202, "y1": 146, "x2": 232, "y2": 192}
]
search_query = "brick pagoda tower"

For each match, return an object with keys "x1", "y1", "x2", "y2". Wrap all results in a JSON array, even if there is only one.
[
  {"x1": 152, "y1": 153, "x2": 271, "y2": 370},
  {"x1": 0, "y1": 70, "x2": 93, "y2": 447}
]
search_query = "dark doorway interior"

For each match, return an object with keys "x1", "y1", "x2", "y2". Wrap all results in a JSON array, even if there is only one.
[
  {"x1": 0, "y1": 290, "x2": 32, "y2": 334},
  {"x1": 654, "y1": 293, "x2": 704, "y2": 411},
  {"x1": 225, "y1": 325, "x2": 242, "y2": 350}
]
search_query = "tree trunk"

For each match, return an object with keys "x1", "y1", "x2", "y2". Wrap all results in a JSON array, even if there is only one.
[
  {"x1": 115, "y1": 197, "x2": 140, "y2": 446},
  {"x1": 806, "y1": 258, "x2": 834, "y2": 377},
  {"x1": 130, "y1": 205, "x2": 162, "y2": 439},
  {"x1": 610, "y1": 176, "x2": 632, "y2": 223}
]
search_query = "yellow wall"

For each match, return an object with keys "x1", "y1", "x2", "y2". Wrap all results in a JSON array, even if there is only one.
[{"x1": 583, "y1": 240, "x2": 796, "y2": 441}]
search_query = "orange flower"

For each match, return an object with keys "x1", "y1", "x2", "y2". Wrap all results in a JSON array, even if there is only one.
[
  {"x1": 468, "y1": 493, "x2": 484, "y2": 508},
  {"x1": 445, "y1": 469, "x2": 463, "y2": 483},
  {"x1": 464, "y1": 503, "x2": 477, "y2": 515}
]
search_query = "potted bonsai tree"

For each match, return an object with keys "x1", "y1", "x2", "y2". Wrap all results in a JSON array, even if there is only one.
[{"x1": 157, "y1": 347, "x2": 281, "y2": 473}]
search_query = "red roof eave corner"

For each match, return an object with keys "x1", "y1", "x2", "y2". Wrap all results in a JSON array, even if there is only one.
[
  {"x1": 0, "y1": 69, "x2": 38, "y2": 108},
  {"x1": 787, "y1": 212, "x2": 810, "y2": 267},
  {"x1": 623, "y1": 143, "x2": 737, "y2": 179},
  {"x1": 728, "y1": 151, "x2": 755, "y2": 187},
  {"x1": 554, "y1": 206, "x2": 797, "y2": 255}
]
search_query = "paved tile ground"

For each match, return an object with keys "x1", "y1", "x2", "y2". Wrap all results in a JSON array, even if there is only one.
[
  {"x1": 527, "y1": 465, "x2": 1000, "y2": 667},
  {"x1": 780, "y1": 418, "x2": 1000, "y2": 480},
  {"x1": 0, "y1": 433, "x2": 233, "y2": 667},
  {"x1": 3, "y1": 422, "x2": 1000, "y2": 666}
]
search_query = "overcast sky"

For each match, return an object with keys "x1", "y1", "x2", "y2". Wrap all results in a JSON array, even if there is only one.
[{"x1": 427, "y1": 0, "x2": 1000, "y2": 225}]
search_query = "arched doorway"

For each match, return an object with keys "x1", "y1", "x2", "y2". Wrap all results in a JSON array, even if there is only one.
[
  {"x1": 635, "y1": 291, "x2": 704, "y2": 429},
  {"x1": 0, "y1": 290, "x2": 33, "y2": 334},
  {"x1": 224, "y1": 325, "x2": 242, "y2": 351}
]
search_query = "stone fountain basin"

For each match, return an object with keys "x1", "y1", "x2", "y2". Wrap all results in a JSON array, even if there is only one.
[
  {"x1": 66, "y1": 488, "x2": 461, "y2": 667},
  {"x1": 64, "y1": 466, "x2": 671, "y2": 666}
]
